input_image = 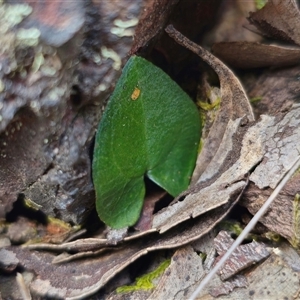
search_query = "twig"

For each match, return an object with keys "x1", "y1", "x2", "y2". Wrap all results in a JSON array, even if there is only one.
[
  {"x1": 189, "y1": 156, "x2": 300, "y2": 299},
  {"x1": 16, "y1": 272, "x2": 32, "y2": 300}
]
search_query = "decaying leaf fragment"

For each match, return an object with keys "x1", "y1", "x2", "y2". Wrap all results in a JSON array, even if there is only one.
[
  {"x1": 131, "y1": 0, "x2": 179, "y2": 54},
  {"x1": 5, "y1": 202, "x2": 238, "y2": 299},
  {"x1": 248, "y1": 108, "x2": 300, "y2": 189},
  {"x1": 166, "y1": 25, "x2": 254, "y2": 183},
  {"x1": 208, "y1": 275, "x2": 248, "y2": 298},
  {"x1": 154, "y1": 104, "x2": 300, "y2": 235},
  {"x1": 212, "y1": 42, "x2": 300, "y2": 69},
  {"x1": 149, "y1": 246, "x2": 205, "y2": 300},
  {"x1": 246, "y1": 65, "x2": 300, "y2": 117},
  {"x1": 211, "y1": 0, "x2": 300, "y2": 70},
  {"x1": 152, "y1": 165, "x2": 247, "y2": 233},
  {"x1": 248, "y1": 0, "x2": 300, "y2": 45},
  {"x1": 144, "y1": 27, "x2": 300, "y2": 237},
  {"x1": 214, "y1": 231, "x2": 270, "y2": 280},
  {"x1": 241, "y1": 173, "x2": 300, "y2": 243},
  {"x1": 183, "y1": 244, "x2": 300, "y2": 300},
  {"x1": 208, "y1": 247, "x2": 300, "y2": 300},
  {"x1": 134, "y1": 189, "x2": 167, "y2": 232}
]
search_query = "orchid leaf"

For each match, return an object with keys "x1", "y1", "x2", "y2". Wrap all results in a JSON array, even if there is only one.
[{"x1": 92, "y1": 56, "x2": 200, "y2": 228}]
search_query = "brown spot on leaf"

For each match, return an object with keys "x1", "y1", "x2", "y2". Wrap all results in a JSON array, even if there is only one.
[{"x1": 131, "y1": 87, "x2": 141, "y2": 100}]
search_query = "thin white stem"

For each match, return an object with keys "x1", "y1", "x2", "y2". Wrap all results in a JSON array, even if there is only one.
[
  {"x1": 16, "y1": 272, "x2": 32, "y2": 300},
  {"x1": 190, "y1": 156, "x2": 300, "y2": 300}
]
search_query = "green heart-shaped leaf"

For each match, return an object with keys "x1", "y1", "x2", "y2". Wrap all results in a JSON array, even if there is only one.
[{"x1": 92, "y1": 56, "x2": 201, "y2": 228}]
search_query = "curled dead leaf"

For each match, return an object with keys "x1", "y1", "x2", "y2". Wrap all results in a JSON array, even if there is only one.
[
  {"x1": 165, "y1": 25, "x2": 254, "y2": 183},
  {"x1": 212, "y1": 42, "x2": 300, "y2": 69},
  {"x1": 248, "y1": 0, "x2": 300, "y2": 45},
  {"x1": 214, "y1": 231, "x2": 270, "y2": 280},
  {"x1": 8, "y1": 202, "x2": 238, "y2": 299}
]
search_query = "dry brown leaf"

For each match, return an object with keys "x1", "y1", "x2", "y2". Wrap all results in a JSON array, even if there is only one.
[
  {"x1": 208, "y1": 250, "x2": 300, "y2": 300},
  {"x1": 149, "y1": 246, "x2": 205, "y2": 299},
  {"x1": 208, "y1": 275, "x2": 248, "y2": 298},
  {"x1": 151, "y1": 246, "x2": 247, "y2": 300},
  {"x1": 165, "y1": 25, "x2": 254, "y2": 182},
  {"x1": 134, "y1": 189, "x2": 167, "y2": 232},
  {"x1": 4, "y1": 203, "x2": 237, "y2": 299},
  {"x1": 151, "y1": 103, "x2": 300, "y2": 234},
  {"x1": 214, "y1": 231, "x2": 270, "y2": 280},
  {"x1": 149, "y1": 28, "x2": 300, "y2": 235},
  {"x1": 246, "y1": 64, "x2": 300, "y2": 117},
  {"x1": 212, "y1": 42, "x2": 300, "y2": 69},
  {"x1": 202, "y1": 0, "x2": 259, "y2": 45},
  {"x1": 191, "y1": 242, "x2": 300, "y2": 300},
  {"x1": 131, "y1": 0, "x2": 179, "y2": 54},
  {"x1": 241, "y1": 173, "x2": 300, "y2": 242},
  {"x1": 153, "y1": 168, "x2": 246, "y2": 233},
  {"x1": 248, "y1": 107, "x2": 300, "y2": 189},
  {"x1": 248, "y1": 0, "x2": 300, "y2": 45},
  {"x1": 131, "y1": 0, "x2": 220, "y2": 57}
]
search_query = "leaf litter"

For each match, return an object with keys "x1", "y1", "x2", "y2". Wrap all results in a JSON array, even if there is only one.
[
  {"x1": 4, "y1": 199, "x2": 239, "y2": 299},
  {"x1": 2, "y1": 0, "x2": 300, "y2": 299},
  {"x1": 248, "y1": 0, "x2": 300, "y2": 45}
]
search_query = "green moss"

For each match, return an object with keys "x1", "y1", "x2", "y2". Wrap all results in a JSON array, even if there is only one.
[
  {"x1": 116, "y1": 259, "x2": 171, "y2": 293},
  {"x1": 219, "y1": 220, "x2": 243, "y2": 236},
  {"x1": 255, "y1": 0, "x2": 267, "y2": 10},
  {"x1": 290, "y1": 193, "x2": 300, "y2": 249},
  {"x1": 24, "y1": 198, "x2": 42, "y2": 210},
  {"x1": 196, "y1": 86, "x2": 221, "y2": 147},
  {"x1": 219, "y1": 220, "x2": 258, "y2": 241},
  {"x1": 250, "y1": 96, "x2": 262, "y2": 103},
  {"x1": 198, "y1": 138, "x2": 204, "y2": 154},
  {"x1": 199, "y1": 252, "x2": 207, "y2": 261},
  {"x1": 47, "y1": 216, "x2": 73, "y2": 230},
  {"x1": 264, "y1": 231, "x2": 281, "y2": 243},
  {"x1": 197, "y1": 96, "x2": 221, "y2": 111}
]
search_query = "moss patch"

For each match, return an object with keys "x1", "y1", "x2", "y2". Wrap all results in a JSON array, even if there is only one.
[{"x1": 116, "y1": 259, "x2": 171, "y2": 293}]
